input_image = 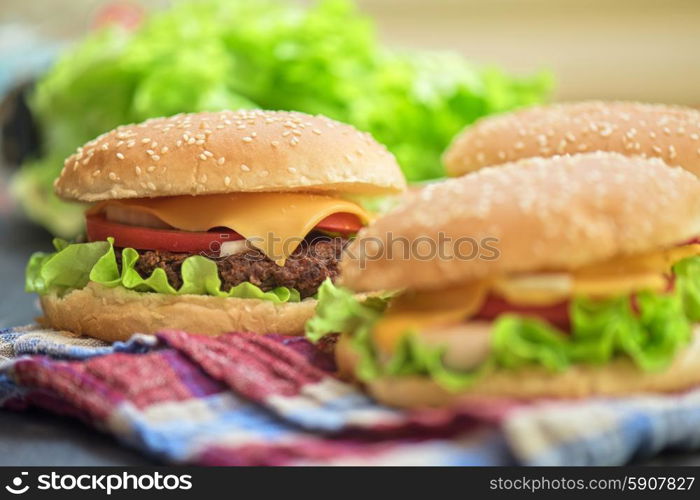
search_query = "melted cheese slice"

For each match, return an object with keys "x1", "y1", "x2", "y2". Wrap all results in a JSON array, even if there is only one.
[
  {"x1": 91, "y1": 193, "x2": 371, "y2": 265},
  {"x1": 373, "y1": 282, "x2": 488, "y2": 353},
  {"x1": 374, "y1": 244, "x2": 700, "y2": 352}
]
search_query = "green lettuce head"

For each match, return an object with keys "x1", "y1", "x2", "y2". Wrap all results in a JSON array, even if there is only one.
[{"x1": 14, "y1": 0, "x2": 552, "y2": 237}]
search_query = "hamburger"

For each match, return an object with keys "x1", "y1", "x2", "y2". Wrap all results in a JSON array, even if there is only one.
[
  {"x1": 307, "y1": 152, "x2": 700, "y2": 408},
  {"x1": 26, "y1": 110, "x2": 406, "y2": 341},
  {"x1": 444, "y1": 101, "x2": 700, "y2": 177}
]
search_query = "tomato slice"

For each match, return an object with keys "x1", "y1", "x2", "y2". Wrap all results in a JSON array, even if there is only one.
[
  {"x1": 314, "y1": 212, "x2": 364, "y2": 234},
  {"x1": 86, "y1": 215, "x2": 244, "y2": 254},
  {"x1": 86, "y1": 211, "x2": 363, "y2": 254},
  {"x1": 473, "y1": 294, "x2": 571, "y2": 330}
]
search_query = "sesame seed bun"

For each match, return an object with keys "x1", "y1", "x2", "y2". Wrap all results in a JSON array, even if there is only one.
[
  {"x1": 336, "y1": 327, "x2": 700, "y2": 407},
  {"x1": 39, "y1": 282, "x2": 321, "y2": 341},
  {"x1": 444, "y1": 101, "x2": 700, "y2": 177},
  {"x1": 340, "y1": 152, "x2": 700, "y2": 293},
  {"x1": 54, "y1": 110, "x2": 406, "y2": 202}
]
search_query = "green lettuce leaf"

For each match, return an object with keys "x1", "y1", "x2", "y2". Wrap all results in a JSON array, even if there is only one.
[
  {"x1": 306, "y1": 280, "x2": 694, "y2": 391},
  {"x1": 15, "y1": 0, "x2": 552, "y2": 237},
  {"x1": 26, "y1": 239, "x2": 300, "y2": 303},
  {"x1": 674, "y1": 256, "x2": 700, "y2": 322}
]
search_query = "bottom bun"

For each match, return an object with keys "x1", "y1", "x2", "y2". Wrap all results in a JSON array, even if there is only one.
[
  {"x1": 336, "y1": 326, "x2": 700, "y2": 408},
  {"x1": 39, "y1": 282, "x2": 319, "y2": 342}
]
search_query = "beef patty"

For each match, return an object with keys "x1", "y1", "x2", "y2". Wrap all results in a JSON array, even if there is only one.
[{"x1": 117, "y1": 234, "x2": 348, "y2": 299}]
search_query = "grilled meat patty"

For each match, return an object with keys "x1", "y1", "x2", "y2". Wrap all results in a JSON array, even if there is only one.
[{"x1": 117, "y1": 234, "x2": 348, "y2": 299}]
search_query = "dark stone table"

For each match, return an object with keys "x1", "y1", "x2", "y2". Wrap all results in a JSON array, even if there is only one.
[{"x1": 0, "y1": 212, "x2": 698, "y2": 466}]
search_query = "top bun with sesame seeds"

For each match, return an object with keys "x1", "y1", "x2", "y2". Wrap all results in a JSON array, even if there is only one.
[
  {"x1": 341, "y1": 152, "x2": 700, "y2": 292},
  {"x1": 54, "y1": 109, "x2": 406, "y2": 202},
  {"x1": 443, "y1": 101, "x2": 700, "y2": 178}
]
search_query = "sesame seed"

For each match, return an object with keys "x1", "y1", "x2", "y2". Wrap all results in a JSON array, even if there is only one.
[
  {"x1": 147, "y1": 182, "x2": 156, "y2": 190},
  {"x1": 188, "y1": 138, "x2": 196, "y2": 145},
  {"x1": 101, "y1": 143, "x2": 109, "y2": 151},
  {"x1": 147, "y1": 166, "x2": 156, "y2": 173},
  {"x1": 224, "y1": 176, "x2": 231, "y2": 186},
  {"x1": 142, "y1": 138, "x2": 151, "y2": 144},
  {"x1": 312, "y1": 129, "x2": 322, "y2": 135},
  {"x1": 217, "y1": 157, "x2": 225, "y2": 165},
  {"x1": 176, "y1": 140, "x2": 183, "y2": 147},
  {"x1": 199, "y1": 153, "x2": 208, "y2": 161},
  {"x1": 282, "y1": 131, "x2": 291, "y2": 137},
  {"x1": 288, "y1": 167, "x2": 297, "y2": 173},
  {"x1": 146, "y1": 149, "x2": 155, "y2": 155},
  {"x1": 116, "y1": 152, "x2": 125, "y2": 160},
  {"x1": 92, "y1": 170, "x2": 101, "y2": 177},
  {"x1": 200, "y1": 174, "x2": 208, "y2": 183},
  {"x1": 271, "y1": 141, "x2": 279, "y2": 148},
  {"x1": 108, "y1": 172, "x2": 118, "y2": 181},
  {"x1": 161, "y1": 146, "x2": 169, "y2": 153},
  {"x1": 691, "y1": 133, "x2": 700, "y2": 141},
  {"x1": 135, "y1": 166, "x2": 142, "y2": 175},
  {"x1": 203, "y1": 150, "x2": 213, "y2": 157},
  {"x1": 669, "y1": 145, "x2": 677, "y2": 159},
  {"x1": 242, "y1": 137, "x2": 253, "y2": 143},
  {"x1": 240, "y1": 164, "x2": 251, "y2": 172}
]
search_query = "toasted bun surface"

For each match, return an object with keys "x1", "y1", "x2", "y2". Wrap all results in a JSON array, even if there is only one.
[
  {"x1": 336, "y1": 327, "x2": 700, "y2": 407},
  {"x1": 55, "y1": 110, "x2": 406, "y2": 202},
  {"x1": 39, "y1": 283, "x2": 319, "y2": 341},
  {"x1": 340, "y1": 152, "x2": 700, "y2": 292},
  {"x1": 444, "y1": 101, "x2": 700, "y2": 177}
]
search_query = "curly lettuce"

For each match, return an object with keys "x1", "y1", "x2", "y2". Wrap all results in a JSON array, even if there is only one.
[
  {"x1": 307, "y1": 259, "x2": 700, "y2": 391},
  {"x1": 26, "y1": 238, "x2": 300, "y2": 303},
  {"x1": 15, "y1": 0, "x2": 552, "y2": 237}
]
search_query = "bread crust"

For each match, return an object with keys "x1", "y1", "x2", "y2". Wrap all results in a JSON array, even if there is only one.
[
  {"x1": 341, "y1": 153, "x2": 700, "y2": 292},
  {"x1": 55, "y1": 110, "x2": 406, "y2": 201},
  {"x1": 39, "y1": 282, "x2": 319, "y2": 341},
  {"x1": 336, "y1": 327, "x2": 700, "y2": 408},
  {"x1": 444, "y1": 101, "x2": 700, "y2": 177}
]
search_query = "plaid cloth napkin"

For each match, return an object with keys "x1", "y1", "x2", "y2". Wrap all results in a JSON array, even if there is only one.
[{"x1": 1, "y1": 325, "x2": 700, "y2": 466}]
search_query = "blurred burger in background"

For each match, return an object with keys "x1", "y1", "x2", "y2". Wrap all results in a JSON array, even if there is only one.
[
  {"x1": 26, "y1": 110, "x2": 405, "y2": 341},
  {"x1": 444, "y1": 101, "x2": 700, "y2": 177}
]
